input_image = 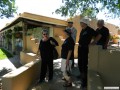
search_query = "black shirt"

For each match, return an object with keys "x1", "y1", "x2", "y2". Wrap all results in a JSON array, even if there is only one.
[
  {"x1": 39, "y1": 37, "x2": 58, "y2": 59},
  {"x1": 96, "y1": 26, "x2": 109, "y2": 46},
  {"x1": 61, "y1": 36, "x2": 75, "y2": 60},
  {"x1": 79, "y1": 26, "x2": 97, "y2": 46}
]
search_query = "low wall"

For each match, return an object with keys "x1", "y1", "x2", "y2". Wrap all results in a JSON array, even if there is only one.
[
  {"x1": 88, "y1": 70, "x2": 103, "y2": 90},
  {"x1": 89, "y1": 45, "x2": 120, "y2": 86},
  {"x1": 89, "y1": 45, "x2": 102, "y2": 71},
  {"x1": 2, "y1": 60, "x2": 41, "y2": 90},
  {"x1": 20, "y1": 51, "x2": 38, "y2": 65},
  {"x1": 98, "y1": 50, "x2": 120, "y2": 86}
]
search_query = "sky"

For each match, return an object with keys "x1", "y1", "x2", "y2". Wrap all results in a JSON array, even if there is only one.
[{"x1": 0, "y1": 0, "x2": 120, "y2": 29}]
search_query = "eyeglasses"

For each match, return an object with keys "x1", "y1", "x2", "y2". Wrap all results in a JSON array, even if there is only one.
[{"x1": 43, "y1": 33, "x2": 48, "y2": 36}]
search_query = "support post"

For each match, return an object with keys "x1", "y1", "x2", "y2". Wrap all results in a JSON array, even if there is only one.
[
  {"x1": 12, "y1": 29, "x2": 15, "y2": 54},
  {"x1": 22, "y1": 22, "x2": 27, "y2": 51}
]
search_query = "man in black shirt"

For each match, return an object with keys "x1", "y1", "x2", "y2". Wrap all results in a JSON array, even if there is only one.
[
  {"x1": 96, "y1": 19, "x2": 110, "y2": 49},
  {"x1": 78, "y1": 19, "x2": 101, "y2": 89}
]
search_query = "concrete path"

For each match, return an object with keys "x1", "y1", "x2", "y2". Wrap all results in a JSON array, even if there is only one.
[{"x1": 30, "y1": 59, "x2": 83, "y2": 90}]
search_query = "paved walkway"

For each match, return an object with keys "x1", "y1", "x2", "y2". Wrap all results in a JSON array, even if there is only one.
[{"x1": 30, "y1": 59, "x2": 83, "y2": 90}]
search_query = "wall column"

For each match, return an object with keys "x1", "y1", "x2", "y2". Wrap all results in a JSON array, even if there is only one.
[
  {"x1": 49, "y1": 26, "x2": 54, "y2": 37},
  {"x1": 3, "y1": 32, "x2": 6, "y2": 48},
  {"x1": 22, "y1": 22, "x2": 27, "y2": 51},
  {"x1": 12, "y1": 29, "x2": 15, "y2": 53}
]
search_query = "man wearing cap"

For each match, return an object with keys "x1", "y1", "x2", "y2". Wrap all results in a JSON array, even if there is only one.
[
  {"x1": 78, "y1": 19, "x2": 101, "y2": 89},
  {"x1": 96, "y1": 19, "x2": 110, "y2": 49},
  {"x1": 66, "y1": 21, "x2": 77, "y2": 67}
]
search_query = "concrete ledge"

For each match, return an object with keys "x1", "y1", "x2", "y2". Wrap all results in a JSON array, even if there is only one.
[
  {"x1": 88, "y1": 70, "x2": 103, "y2": 90},
  {"x1": 2, "y1": 60, "x2": 41, "y2": 90},
  {"x1": 20, "y1": 51, "x2": 39, "y2": 64}
]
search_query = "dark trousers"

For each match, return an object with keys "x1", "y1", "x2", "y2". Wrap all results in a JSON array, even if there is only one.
[
  {"x1": 40, "y1": 58, "x2": 53, "y2": 81},
  {"x1": 72, "y1": 47, "x2": 75, "y2": 67},
  {"x1": 78, "y1": 46, "x2": 88, "y2": 87}
]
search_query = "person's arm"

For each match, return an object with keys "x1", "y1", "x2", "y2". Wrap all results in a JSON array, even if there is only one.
[
  {"x1": 50, "y1": 37, "x2": 59, "y2": 46},
  {"x1": 37, "y1": 41, "x2": 41, "y2": 57},
  {"x1": 91, "y1": 34, "x2": 102, "y2": 44},
  {"x1": 66, "y1": 50, "x2": 72, "y2": 65},
  {"x1": 66, "y1": 39, "x2": 74, "y2": 65},
  {"x1": 91, "y1": 29, "x2": 102, "y2": 45}
]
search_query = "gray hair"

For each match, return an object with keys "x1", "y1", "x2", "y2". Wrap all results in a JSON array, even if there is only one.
[{"x1": 42, "y1": 29, "x2": 49, "y2": 34}]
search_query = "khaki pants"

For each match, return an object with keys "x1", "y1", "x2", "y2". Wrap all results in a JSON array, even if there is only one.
[{"x1": 61, "y1": 59, "x2": 72, "y2": 81}]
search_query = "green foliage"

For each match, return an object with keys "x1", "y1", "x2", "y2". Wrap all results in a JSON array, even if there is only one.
[
  {"x1": 5, "y1": 29, "x2": 12, "y2": 39},
  {"x1": 0, "y1": 48, "x2": 13, "y2": 60},
  {"x1": 14, "y1": 26, "x2": 22, "y2": 32},
  {"x1": 55, "y1": 0, "x2": 120, "y2": 18},
  {"x1": 14, "y1": 32, "x2": 22, "y2": 38},
  {"x1": 0, "y1": 0, "x2": 17, "y2": 18}
]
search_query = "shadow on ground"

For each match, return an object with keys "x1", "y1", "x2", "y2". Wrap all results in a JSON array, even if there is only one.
[
  {"x1": 30, "y1": 59, "x2": 81, "y2": 90},
  {"x1": 0, "y1": 67, "x2": 12, "y2": 78},
  {"x1": 8, "y1": 55, "x2": 22, "y2": 68}
]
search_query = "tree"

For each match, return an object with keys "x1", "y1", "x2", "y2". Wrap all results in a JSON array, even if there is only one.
[
  {"x1": 0, "y1": 0, "x2": 17, "y2": 18},
  {"x1": 55, "y1": 0, "x2": 120, "y2": 18}
]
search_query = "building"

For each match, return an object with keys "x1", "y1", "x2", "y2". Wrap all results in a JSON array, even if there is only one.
[
  {"x1": 0, "y1": 12, "x2": 119, "y2": 64},
  {"x1": 1, "y1": 12, "x2": 120, "y2": 90}
]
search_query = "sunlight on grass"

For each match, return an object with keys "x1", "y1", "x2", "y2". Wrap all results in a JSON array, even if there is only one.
[{"x1": 0, "y1": 48, "x2": 13, "y2": 60}]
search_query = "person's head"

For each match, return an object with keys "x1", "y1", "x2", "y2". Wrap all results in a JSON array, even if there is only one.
[
  {"x1": 80, "y1": 19, "x2": 89, "y2": 29},
  {"x1": 97, "y1": 19, "x2": 104, "y2": 28},
  {"x1": 67, "y1": 21, "x2": 73, "y2": 27},
  {"x1": 42, "y1": 29, "x2": 49, "y2": 39},
  {"x1": 64, "y1": 29, "x2": 72, "y2": 38}
]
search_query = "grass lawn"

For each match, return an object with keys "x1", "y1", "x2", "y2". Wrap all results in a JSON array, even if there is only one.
[{"x1": 0, "y1": 48, "x2": 13, "y2": 60}]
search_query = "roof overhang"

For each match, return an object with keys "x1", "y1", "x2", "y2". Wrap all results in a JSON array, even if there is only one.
[{"x1": 0, "y1": 12, "x2": 67, "y2": 32}]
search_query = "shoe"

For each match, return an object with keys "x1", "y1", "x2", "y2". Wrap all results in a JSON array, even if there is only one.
[
  {"x1": 81, "y1": 83, "x2": 87, "y2": 90},
  {"x1": 48, "y1": 78, "x2": 53, "y2": 83},
  {"x1": 63, "y1": 83, "x2": 72, "y2": 87},
  {"x1": 80, "y1": 86, "x2": 87, "y2": 90},
  {"x1": 38, "y1": 79, "x2": 45, "y2": 84}
]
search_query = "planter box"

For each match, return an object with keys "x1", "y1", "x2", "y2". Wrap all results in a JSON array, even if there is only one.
[{"x1": 113, "y1": 39, "x2": 119, "y2": 44}]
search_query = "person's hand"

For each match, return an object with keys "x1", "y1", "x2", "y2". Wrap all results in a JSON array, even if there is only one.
[
  {"x1": 66, "y1": 60, "x2": 69, "y2": 66},
  {"x1": 50, "y1": 40, "x2": 55, "y2": 45},
  {"x1": 78, "y1": 44, "x2": 81, "y2": 47},
  {"x1": 90, "y1": 41, "x2": 96, "y2": 45}
]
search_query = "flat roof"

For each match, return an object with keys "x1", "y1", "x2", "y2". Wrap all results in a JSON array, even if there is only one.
[{"x1": 0, "y1": 12, "x2": 67, "y2": 32}]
